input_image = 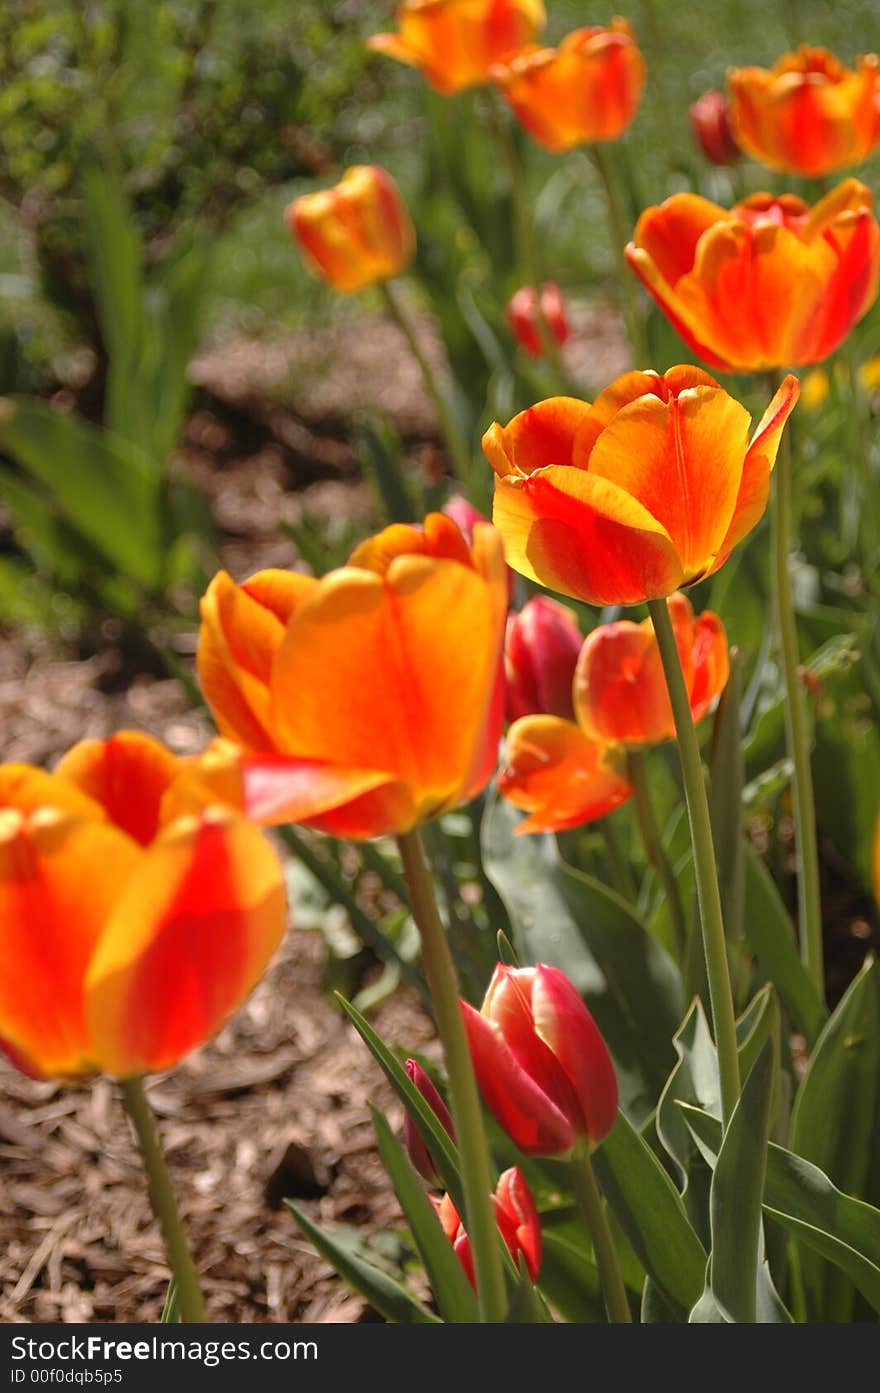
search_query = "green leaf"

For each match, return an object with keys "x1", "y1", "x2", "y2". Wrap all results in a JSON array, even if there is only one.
[
  {"x1": 742, "y1": 846, "x2": 828, "y2": 1045},
  {"x1": 482, "y1": 795, "x2": 683, "y2": 1124},
  {"x1": 159, "y1": 1278, "x2": 179, "y2": 1324},
  {"x1": 356, "y1": 417, "x2": 418, "y2": 523},
  {"x1": 790, "y1": 955, "x2": 880, "y2": 1319},
  {"x1": 0, "y1": 398, "x2": 162, "y2": 588},
  {"x1": 371, "y1": 1109, "x2": 478, "y2": 1324},
  {"x1": 679, "y1": 1108, "x2": 880, "y2": 1314},
  {"x1": 707, "y1": 1040, "x2": 775, "y2": 1322},
  {"x1": 591, "y1": 1110, "x2": 707, "y2": 1313},
  {"x1": 286, "y1": 1202, "x2": 440, "y2": 1324},
  {"x1": 536, "y1": 1210, "x2": 604, "y2": 1323},
  {"x1": 336, "y1": 995, "x2": 464, "y2": 1215}
]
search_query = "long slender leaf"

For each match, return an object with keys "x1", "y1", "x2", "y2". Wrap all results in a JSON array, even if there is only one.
[{"x1": 742, "y1": 846, "x2": 828, "y2": 1044}]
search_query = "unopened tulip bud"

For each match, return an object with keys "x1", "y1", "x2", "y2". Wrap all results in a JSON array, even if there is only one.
[
  {"x1": 506, "y1": 282, "x2": 571, "y2": 358},
  {"x1": 505, "y1": 596, "x2": 582, "y2": 722},
  {"x1": 404, "y1": 1059, "x2": 454, "y2": 1186},
  {"x1": 442, "y1": 494, "x2": 489, "y2": 544},
  {"x1": 287, "y1": 165, "x2": 415, "y2": 294},
  {"x1": 689, "y1": 90, "x2": 741, "y2": 165},
  {"x1": 461, "y1": 962, "x2": 618, "y2": 1156},
  {"x1": 435, "y1": 1166, "x2": 542, "y2": 1286}
]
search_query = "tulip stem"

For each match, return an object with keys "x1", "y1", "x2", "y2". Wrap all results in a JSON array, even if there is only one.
[
  {"x1": 771, "y1": 408, "x2": 825, "y2": 999},
  {"x1": 484, "y1": 94, "x2": 569, "y2": 386},
  {"x1": 570, "y1": 1147, "x2": 631, "y2": 1323},
  {"x1": 647, "y1": 597, "x2": 741, "y2": 1128},
  {"x1": 396, "y1": 827, "x2": 507, "y2": 1323},
  {"x1": 587, "y1": 145, "x2": 646, "y2": 368},
  {"x1": 120, "y1": 1076, "x2": 206, "y2": 1323},
  {"x1": 627, "y1": 750, "x2": 686, "y2": 959},
  {"x1": 379, "y1": 280, "x2": 473, "y2": 488}
]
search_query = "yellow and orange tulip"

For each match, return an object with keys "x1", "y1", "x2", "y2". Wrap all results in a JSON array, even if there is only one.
[
  {"x1": 626, "y1": 182, "x2": 880, "y2": 372},
  {"x1": 287, "y1": 165, "x2": 415, "y2": 294},
  {"x1": 490, "y1": 21, "x2": 645, "y2": 151},
  {"x1": 367, "y1": 0, "x2": 546, "y2": 95},
  {"x1": 728, "y1": 47, "x2": 880, "y2": 178},
  {"x1": 483, "y1": 366, "x2": 799, "y2": 607},
  {"x1": 575, "y1": 592, "x2": 729, "y2": 748},
  {"x1": 498, "y1": 712, "x2": 632, "y2": 834},
  {"x1": 197, "y1": 513, "x2": 508, "y2": 839},
  {"x1": 0, "y1": 732, "x2": 287, "y2": 1082}
]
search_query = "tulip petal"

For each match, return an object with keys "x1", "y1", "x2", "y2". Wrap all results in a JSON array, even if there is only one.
[
  {"x1": 198, "y1": 570, "x2": 295, "y2": 750},
  {"x1": 269, "y1": 556, "x2": 503, "y2": 824},
  {"x1": 625, "y1": 243, "x2": 734, "y2": 369},
  {"x1": 348, "y1": 513, "x2": 473, "y2": 573},
  {"x1": 717, "y1": 373, "x2": 800, "y2": 556},
  {"x1": 55, "y1": 732, "x2": 181, "y2": 846},
  {"x1": 0, "y1": 763, "x2": 105, "y2": 821},
  {"x1": 494, "y1": 464, "x2": 683, "y2": 605},
  {"x1": 531, "y1": 965, "x2": 618, "y2": 1143},
  {"x1": 631, "y1": 193, "x2": 729, "y2": 287},
  {"x1": 86, "y1": 809, "x2": 287, "y2": 1077},
  {"x1": 689, "y1": 612, "x2": 731, "y2": 722},
  {"x1": 482, "y1": 397, "x2": 594, "y2": 478},
  {"x1": 239, "y1": 755, "x2": 415, "y2": 839},
  {"x1": 0, "y1": 808, "x2": 140, "y2": 1078},
  {"x1": 498, "y1": 714, "x2": 632, "y2": 833},
  {"x1": 460, "y1": 1000, "x2": 575, "y2": 1154}
]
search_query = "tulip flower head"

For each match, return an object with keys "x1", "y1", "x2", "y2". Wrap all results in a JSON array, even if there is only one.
[
  {"x1": 690, "y1": 90, "x2": 741, "y2": 166},
  {"x1": 287, "y1": 166, "x2": 415, "y2": 294},
  {"x1": 483, "y1": 367, "x2": 799, "y2": 607},
  {"x1": 461, "y1": 962, "x2": 618, "y2": 1155},
  {"x1": 728, "y1": 47, "x2": 880, "y2": 178},
  {"x1": 506, "y1": 282, "x2": 571, "y2": 358},
  {"x1": 197, "y1": 513, "x2": 507, "y2": 839},
  {"x1": 404, "y1": 1059, "x2": 455, "y2": 1186},
  {"x1": 575, "y1": 592, "x2": 729, "y2": 748},
  {"x1": 436, "y1": 1166, "x2": 542, "y2": 1285},
  {"x1": 498, "y1": 713, "x2": 632, "y2": 833},
  {"x1": 368, "y1": 0, "x2": 546, "y2": 95},
  {"x1": 626, "y1": 182, "x2": 880, "y2": 372},
  {"x1": 490, "y1": 21, "x2": 646, "y2": 151},
  {"x1": 0, "y1": 732, "x2": 287, "y2": 1082},
  {"x1": 505, "y1": 595, "x2": 582, "y2": 723}
]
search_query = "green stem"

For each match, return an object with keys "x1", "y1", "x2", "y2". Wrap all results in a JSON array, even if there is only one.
[
  {"x1": 379, "y1": 280, "x2": 473, "y2": 487},
  {"x1": 120, "y1": 1077, "x2": 206, "y2": 1323},
  {"x1": 647, "y1": 597, "x2": 741, "y2": 1127},
  {"x1": 627, "y1": 750, "x2": 686, "y2": 959},
  {"x1": 570, "y1": 1147, "x2": 631, "y2": 1323},
  {"x1": 396, "y1": 828, "x2": 507, "y2": 1323},
  {"x1": 484, "y1": 94, "x2": 569, "y2": 386},
  {"x1": 771, "y1": 410, "x2": 825, "y2": 998},
  {"x1": 587, "y1": 145, "x2": 645, "y2": 367}
]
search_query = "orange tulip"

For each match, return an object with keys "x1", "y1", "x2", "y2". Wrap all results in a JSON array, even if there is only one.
[
  {"x1": 490, "y1": 21, "x2": 646, "y2": 151},
  {"x1": 367, "y1": 0, "x2": 546, "y2": 95},
  {"x1": 575, "y1": 593, "x2": 729, "y2": 748},
  {"x1": 197, "y1": 513, "x2": 508, "y2": 839},
  {"x1": 286, "y1": 166, "x2": 415, "y2": 294},
  {"x1": 626, "y1": 181, "x2": 880, "y2": 372},
  {"x1": 483, "y1": 366, "x2": 799, "y2": 607},
  {"x1": 498, "y1": 713, "x2": 632, "y2": 833},
  {"x1": 0, "y1": 732, "x2": 286, "y2": 1082},
  {"x1": 728, "y1": 47, "x2": 880, "y2": 178},
  {"x1": 436, "y1": 1166, "x2": 542, "y2": 1285}
]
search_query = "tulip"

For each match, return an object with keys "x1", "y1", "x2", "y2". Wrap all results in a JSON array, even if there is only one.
[
  {"x1": 505, "y1": 596, "x2": 582, "y2": 723},
  {"x1": 498, "y1": 713, "x2": 632, "y2": 834},
  {"x1": 442, "y1": 494, "x2": 489, "y2": 543},
  {"x1": 436, "y1": 1166, "x2": 542, "y2": 1285},
  {"x1": 490, "y1": 22, "x2": 646, "y2": 151},
  {"x1": 0, "y1": 732, "x2": 287, "y2": 1081},
  {"x1": 728, "y1": 47, "x2": 880, "y2": 178},
  {"x1": 367, "y1": 0, "x2": 546, "y2": 96},
  {"x1": 483, "y1": 366, "x2": 799, "y2": 607},
  {"x1": 197, "y1": 513, "x2": 507, "y2": 839},
  {"x1": 286, "y1": 166, "x2": 415, "y2": 294},
  {"x1": 689, "y1": 90, "x2": 741, "y2": 166},
  {"x1": 404, "y1": 1059, "x2": 455, "y2": 1186},
  {"x1": 506, "y1": 282, "x2": 571, "y2": 358},
  {"x1": 626, "y1": 181, "x2": 880, "y2": 372},
  {"x1": 461, "y1": 962, "x2": 618, "y2": 1155},
  {"x1": 575, "y1": 592, "x2": 730, "y2": 748}
]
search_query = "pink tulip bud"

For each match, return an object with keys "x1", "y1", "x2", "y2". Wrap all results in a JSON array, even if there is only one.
[
  {"x1": 689, "y1": 90, "x2": 741, "y2": 166},
  {"x1": 506, "y1": 282, "x2": 571, "y2": 358},
  {"x1": 461, "y1": 962, "x2": 618, "y2": 1156},
  {"x1": 442, "y1": 495, "x2": 489, "y2": 544},
  {"x1": 505, "y1": 596, "x2": 582, "y2": 723},
  {"x1": 404, "y1": 1058, "x2": 454, "y2": 1186}
]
